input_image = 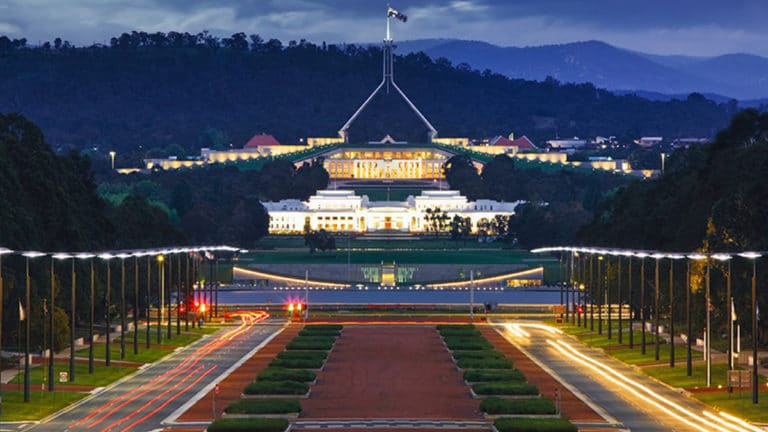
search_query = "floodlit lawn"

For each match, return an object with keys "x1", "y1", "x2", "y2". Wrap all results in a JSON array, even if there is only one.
[
  {"x1": 253, "y1": 236, "x2": 520, "y2": 250},
  {"x1": 75, "y1": 343, "x2": 174, "y2": 363},
  {"x1": 1, "y1": 390, "x2": 87, "y2": 421},
  {"x1": 644, "y1": 363, "x2": 734, "y2": 388},
  {"x1": 75, "y1": 326, "x2": 220, "y2": 362},
  {"x1": 609, "y1": 345, "x2": 702, "y2": 365},
  {"x1": 7, "y1": 362, "x2": 136, "y2": 387},
  {"x1": 695, "y1": 391, "x2": 768, "y2": 423}
]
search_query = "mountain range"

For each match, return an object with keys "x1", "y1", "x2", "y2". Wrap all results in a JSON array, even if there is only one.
[{"x1": 393, "y1": 39, "x2": 768, "y2": 102}]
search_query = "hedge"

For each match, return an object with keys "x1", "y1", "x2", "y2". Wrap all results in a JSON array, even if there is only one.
[
  {"x1": 437, "y1": 325, "x2": 482, "y2": 337},
  {"x1": 243, "y1": 380, "x2": 309, "y2": 395},
  {"x1": 451, "y1": 350, "x2": 506, "y2": 361},
  {"x1": 457, "y1": 358, "x2": 513, "y2": 369},
  {"x1": 437, "y1": 324, "x2": 476, "y2": 332},
  {"x1": 473, "y1": 382, "x2": 539, "y2": 396},
  {"x1": 285, "y1": 339, "x2": 334, "y2": 351},
  {"x1": 494, "y1": 418, "x2": 577, "y2": 432},
  {"x1": 304, "y1": 324, "x2": 342, "y2": 331},
  {"x1": 299, "y1": 328, "x2": 341, "y2": 337},
  {"x1": 269, "y1": 358, "x2": 325, "y2": 369},
  {"x1": 276, "y1": 350, "x2": 328, "y2": 361},
  {"x1": 480, "y1": 397, "x2": 557, "y2": 415},
  {"x1": 257, "y1": 367, "x2": 316, "y2": 382},
  {"x1": 225, "y1": 399, "x2": 301, "y2": 414},
  {"x1": 464, "y1": 369, "x2": 526, "y2": 383},
  {"x1": 445, "y1": 338, "x2": 493, "y2": 351},
  {"x1": 207, "y1": 417, "x2": 289, "y2": 432}
]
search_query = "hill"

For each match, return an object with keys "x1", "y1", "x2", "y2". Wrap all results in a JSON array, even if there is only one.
[
  {"x1": 396, "y1": 39, "x2": 768, "y2": 100},
  {"x1": 0, "y1": 33, "x2": 738, "y2": 166}
]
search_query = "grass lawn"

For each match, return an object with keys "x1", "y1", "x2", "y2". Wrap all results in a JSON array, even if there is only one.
[
  {"x1": 1, "y1": 390, "x2": 87, "y2": 421},
  {"x1": 695, "y1": 391, "x2": 768, "y2": 423},
  {"x1": 76, "y1": 327, "x2": 220, "y2": 362},
  {"x1": 7, "y1": 362, "x2": 136, "y2": 387},
  {"x1": 242, "y1": 249, "x2": 533, "y2": 265},
  {"x1": 76, "y1": 342, "x2": 175, "y2": 363},
  {"x1": 644, "y1": 363, "x2": 734, "y2": 388}
]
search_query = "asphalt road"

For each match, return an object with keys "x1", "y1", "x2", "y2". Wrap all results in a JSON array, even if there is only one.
[
  {"x1": 496, "y1": 322, "x2": 739, "y2": 432},
  {"x1": 25, "y1": 321, "x2": 283, "y2": 432}
]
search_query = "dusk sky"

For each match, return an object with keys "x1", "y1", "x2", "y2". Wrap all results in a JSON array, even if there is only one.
[{"x1": 2, "y1": 0, "x2": 768, "y2": 57}]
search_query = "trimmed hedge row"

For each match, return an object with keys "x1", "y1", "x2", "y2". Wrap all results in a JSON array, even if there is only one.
[
  {"x1": 276, "y1": 350, "x2": 328, "y2": 361},
  {"x1": 269, "y1": 358, "x2": 325, "y2": 369},
  {"x1": 285, "y1": 339, "x2": 334, "y2": 351},
  {"x1": 480, "y1": 397, "x2": 557, "y2": 415},
  {"x1": 299, "y1": 328, "x2": 341, "y2": 337},
  {"x1": 457, "y1": 357, "x2": 513, "y2": 369},
  {"x1": 473, "y1": 382, "x2": 539, "y2": 396},
  {"x1": 257, "y1": 367, "x2": 316, "y2": 382},
  {"x1": 444, "y1": 337, "x2": 493, "y2": 351},
  {"x1": 451, "y1": 350, "x2": 506, "y2": 360},
  {"x1": 304, "y1": 324, "x2": 343, "y2": 331},
  {"x1": 464, "y1": 369, "x2": 526, "y2": 383},
  {"x1": 243, "y1": 380, "x2": 309, "y2": 395},
  {"x1": 207, "y1": 418, "x2": 289, "y2": 432},
  {"x1": 494, "y1": 418, "x2": 577, "y2": 432},
  {"x1": 225, "y1": 399, "x2": 301, "y2": 414}
]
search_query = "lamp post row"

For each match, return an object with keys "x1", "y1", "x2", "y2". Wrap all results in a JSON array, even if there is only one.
[
  {"x1": 0, "y1": 245, "x2": 238, "y2": 405},
  {"x1": 544, "y1": 246, "x2": 763, "y2": 405}
]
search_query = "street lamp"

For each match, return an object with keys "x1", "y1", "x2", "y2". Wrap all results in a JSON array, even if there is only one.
[
  {"x1": 635, "y1": 252, "x2": 649, "y2": 355},
  {"x1": 76, "y1": 254, "x2": 95, "y2": 373},
  {"x1": 117, "y1": 253, "x2": 131, "y2": 360},
  {"x1": 738, "y1": 252, "x2": 761, "y2": 404},
  {"x1": 688, "y1": 253, "x2": 711, "y2": 387},
  {"x1": 157, "y1": 254, "x2": 165, "y2": 344},
  {"x1": 713, "y1": 253, "x2": 733, "y2": 389},
  {"x1": 22, "y1": 251, "x2": 45, "y2": 402},
  {"x1": 146, "y1": 254, "x2": 152, "y2": 348},
  {"x1": 109, "y1": 151, "x2": 116, "y2": 170},
  {"x1": 0, "y1": 247, "x2": 13, "y2": 414},
  {"x1": 667, "y1": 254, "x2": 686, "y2": 368},
  {"x1": 98, "y1": 253, "x2": 114, "y2": 366},
  {"x1": 651, "y1": 253, "x2": 665, "y2": 361},
  {"x1": 53, "y1": 253, "x2": 73, "y2": 387}
]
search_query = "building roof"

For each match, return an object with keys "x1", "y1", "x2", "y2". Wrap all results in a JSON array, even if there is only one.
[
  {"x1": 489, "y1": 135, "x2": 536, "y2": 149},
  {"x1": 244, "y1": 133, "x2": 280, "y2": 148}
]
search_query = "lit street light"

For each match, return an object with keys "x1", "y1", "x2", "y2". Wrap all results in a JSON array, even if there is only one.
[
  {"x1": 53, "y1": 253, "x2": 74, "y2": 387},
  {"x1": 651, "y1": 253, "x2": 665, "y2": 362},
  {"x1": 688, "y1": 253, "x2": 711, "y2": 387},
  {"x1": 99, "y1": 253, "x2": 115, "y2": 366},
  {"x1": 22, "y1": 251, "x2": 45, "y2": 402},
  {"x1": 157, "y1": 254, "x2": 165, "y2": 344},
  {"x1": 713, "y1": 253, "x2": 733, "y2": 391},
  {"x1": 635, "y1": 252, "x2": 649, "y2": 355},
  {"x1": 0, "y1": 248, "x2": 13, "y2": 414},
  {"x1": 76, "y1": 254, "x2": 95, "y2": 374},
  {"x1": 667, "y1": 254, "x2": 686, "y2": 368},
  {"x1": 117, "y1": 253, "x2": 131, "y2": 360},
  {"x1": 109, "y1": 151, "x2": 116, "y2": 170},
  {"x1": 738, "y1": 252, "x2": 761, "y2": 404}
]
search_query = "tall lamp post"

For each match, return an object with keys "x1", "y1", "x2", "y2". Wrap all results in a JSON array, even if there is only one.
[
  {"x1": 713, "y1": 254, "x2": 733, "y2": 389},
  {"x1": 157, "y1": 254, "x2": 165, "y2": 344},
  {"x1": 0, "y1": 248, "x2": 13, "y2": 414},
  {"x1": 688, "y1": 253, "x2": 711, "y2": 387},
  {"x1": 99, "y1": 254, "x2": 114, "y2": 366},
  {"x1": 667, "y1": 254, "x2": 686, "y2": 368},
  {"x1": 651, "y1": 253, "x2": 665, "y2": 361},
  {"x1": 52, "y1": 253, "x2": 74, "y2": 387},
  {"x1": 117, "y1": 253, "x2": 130, "y2": 359},
  {"x1": 628, "y1": 253, "x2": 634, "y2": 349},
  {"x1": 738, "y1": 252, "x2": 761, "y2": 404},
  {"x1": 22, "y1": 251, "x2": 45, "y2": 402},
  {"x1": 635, "y1": 252, "x2": 649, "y2": 355},
  {"x1": 76, "y1": 254, "x2": 95, "y2": 373},
  {"x1": 109, "y1": 150, "x2": 116, "y2": 170}
]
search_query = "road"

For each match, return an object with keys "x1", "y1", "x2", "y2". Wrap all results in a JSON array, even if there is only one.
[
  {"x1": 25, "y1": 319, "x2": 283, "y2": 432},
  {"x1": 496, "y1": 322, "x2": 758, "y2": 432}
]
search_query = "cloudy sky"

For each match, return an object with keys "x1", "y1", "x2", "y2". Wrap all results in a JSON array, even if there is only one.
[{"x1": 2, "y1": 0, "x2": 768, "y2": 57}]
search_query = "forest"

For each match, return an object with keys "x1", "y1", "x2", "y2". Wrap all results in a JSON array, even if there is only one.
[{"x1": 0, "y1": 32, "x2": 738, "y2": 168}]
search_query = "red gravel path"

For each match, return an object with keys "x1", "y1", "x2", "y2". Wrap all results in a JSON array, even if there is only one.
[
  {"x1": 300, "y1": 326, "x2": 482, "y2": 420},
  {"x1": 479, "y1": 326, "x2": 604, "y2": 423},
  {"x1": 176, "y1": 324, "x2": 301, "y2": 423}
]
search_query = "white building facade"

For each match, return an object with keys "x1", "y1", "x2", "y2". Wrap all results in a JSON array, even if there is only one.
[{"x1": 264, "y1": 190, "x2": 521, "y2": 234}]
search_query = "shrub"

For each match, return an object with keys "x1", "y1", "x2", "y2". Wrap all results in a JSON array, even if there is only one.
[
  {"x1": 207, "y1": 417, "x2": 289, "y2": 432},
  {"x1": 761, "y1": 357, "x2": 768, "y2": 368},
  {"x1": 473, "y1": 382, "x2": 538, "y2": 396},
  {"x1": 286, "y1": 338, "x2": 334, "y2": 350},
  {"x1": 276, "y1": 350, "x2": 328, "y2": 361},
  {"x1": 257, "y1": 367, "x2": 316, "y2": 382},
  {"x1": 269, "y1": 358, "x2": 325, "y2": 369},
  {"x1": 457, "y1": 358, "x2": 513, "y2": 369},
  {"x1": 481, "y1": 396, "x2": 557, "y2": 415},
  {"x1": 444, "y1": 337, "x2": 492, "y2": 351},
  {"x1": 464, "y1": 369, "x2": 526, "y2": 382},
  {"x1": 437, "y1": 325, "x2": 481, "y2": 337},
  {"x1": 243, "y1": 380, "x2": 309, "y2": 395},
  {"x1": 225, "y1": 399, "x2": 301, "y2": 414},
  {"x1": 494, "y1": 418, "x2": 577, "y2": 432},
  {"x1": 299, "y1": 327, "x2": 341, "y2": 337},
  {"x1": 305, "y1": 324, "x2": 342, "y2": 331},
  {"x1": 451, "y1": 350, "x2": 506, "y2": 361}
]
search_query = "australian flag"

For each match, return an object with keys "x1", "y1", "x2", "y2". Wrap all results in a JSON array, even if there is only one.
[{"x1": 387, "y1": 6, "x2": 407, "y2": 22}]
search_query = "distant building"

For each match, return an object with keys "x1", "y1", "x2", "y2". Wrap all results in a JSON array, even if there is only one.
[
  {"x1": 546, "y1": 138, "x2": 587, "y2": 150},
  {"x1": 671, "y1": 138, "x2": 709, "y2": 149},
  {"x1": 244, "y1": 133, "x2": 280, "y2": 148},
  {"x1": 636, "y1": 137, "x2": 663, "y2": 147},
  {"x1": 263, "y1": 189, "x2": 521, "y2": 234},
  {"x1": 489, "y1": 135, "x2": 537, "y2": 150}
]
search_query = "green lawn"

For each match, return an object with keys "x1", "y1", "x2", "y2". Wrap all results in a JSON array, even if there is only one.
[
  {"x1": 7, "y1": 362, "x2": 137, "y2": 387},
  {"x1": 1, "y1": 390, "x2": 87, "y2": 421},
  {"x1": 75, "y1": 342, "x2": 175, "y2": 363},
  {"x1": 242, "y1": 249, "x2": 533, "y2": 265},
  {"x1": 695, "y1": 391, "x2": 768, "y2": 423}
]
